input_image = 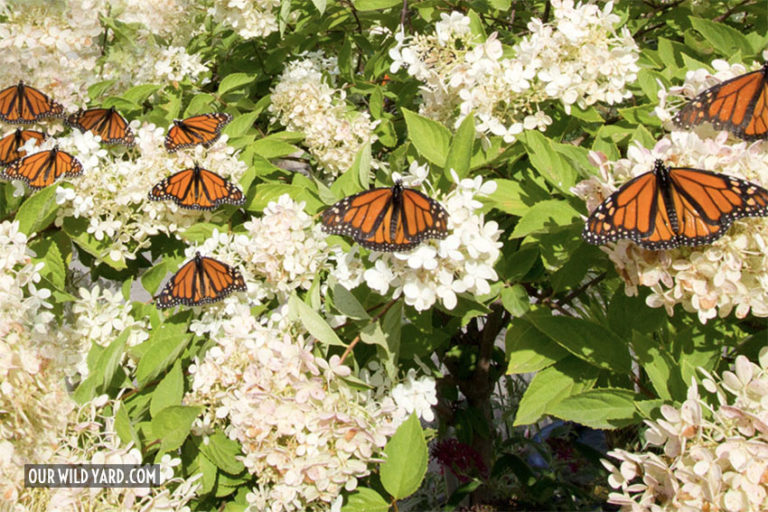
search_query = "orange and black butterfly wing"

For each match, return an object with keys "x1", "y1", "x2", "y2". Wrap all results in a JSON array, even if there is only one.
[
  {"x1": 148, "y1": 167, "x2": 244, "y2": 210},
  {"x1": 666, "y1": 167, "x2": 768, "y2": 246},
  {"x1": 66, "y1": 108, "x2": 135, "y2": 146},
  {"x1": 322, "y1": 185, "x2": 449, "y2": 251},
  {"x1": 164, "y1": 113, "x2": 232, "y2": 152},
  {"x1": 583, "y1": 172, "x2": 663, "y2": 247},
  {"x1": 1, "y1": 148, "x2": 83, "y2": 189},
  {"x1": 155, "y1": 255, "x2": 246, "y2": 308},
  {"x1": 0, "y1": 82, "x2": 64, "y2": 124},
  {"x1": 0, "y1": 129, "x2": 46, "y2": 165},
  {"x1": 674, "y1": 63, "x2": 768, "y2": 140}
]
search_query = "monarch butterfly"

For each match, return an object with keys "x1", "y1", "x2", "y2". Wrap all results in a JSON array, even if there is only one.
[
  {"x1": 148, "y1": 164, "x2": 245, "y2": 210},
  {"x1": 582, "y1": 159, "x2": 768, "y2": 250},
  {"x1": 673, "y1": 62, "x2": 768, "y2": 140},
  {"x1": 66, "y1": 106, "x2": 135, "y2": 146},
  {"x1": 321, "y1": 181, "x2": 449, "y2": 252},
  {"x1": 155, "y1": 252, "x2": 247, "y2": 309},
  {"x1": 0, "y1": 81, "x2": 64, "y2": 124},
  {"x1": 0, "y1": 128, "x2": 46, "y2": 166},
  {"x1": 0, "y1": 146, "x2": 83, "y2": 189},
  {"x1": 164, "y1": 113, "x2": 232, "y2": 152}
]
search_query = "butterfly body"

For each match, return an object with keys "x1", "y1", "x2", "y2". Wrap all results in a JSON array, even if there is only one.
[
  {"x1": 322, "y1": 181, "x2": 449, "y2": 252},
  {"x1": 155, "y1": 252, "x2": 246, "y2": 309},
  {"x1": 0, "y1": 128, "x2": 46, "y2": 165},
  {"x1": 148, "y1": 164, "x2": 244, "y2": 210},
  {"x1": 0, "y1": 81, "x2": 64, "y2": 124},
  {"x1": 164, "y1": 113, "x2": 232, "y2": 152},
  {"x1": 1, "y1": 146, "x2": 83, "y2": 189},
  {"x1": 66, "y1": 106, "x2": 135, "y2": 146},
  {"x1": 583, "y1": 160, "x2": 768, "y2": 250},
  {"x1": 674, "y1": 62, "x2": 768, "y2": 140}
]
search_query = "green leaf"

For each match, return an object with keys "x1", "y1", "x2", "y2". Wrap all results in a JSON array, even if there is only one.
[
  {"x1": 485, "y1": 179, "x2": 538, "y2": 216},
  {"x1": 632, "y1": 332, "x2": 686, "y2": 401},
  {"x1": 287, "y1": 294, "x2": 345, "y2": 346},
  {"x1": 522, "y1": 131, "x2": 577, "y2": 193},
  {"x1": 341, "y1": 487, "x2": 389, "y2": 512},
  {"x1": 151, "y1": 405, "x2": 202, "y2": 452},
  {"x1": 548, "y1": 388, "x2": 641, "y2": 429},
  {"x1": 114, "y1": 403, "x2": 140, "y2": 449},
  {"x1": 354, "y1": 141, "x2": 372, "y2": 190},
  {"x1": 689, "y1": 16, "x2": 754, "y2": 56},
  {"x1": 218, "y1": 73, "x2": 256, "y2": 95},
  {"x1": 98, "y1": 329, "x2": 129, "y2": 391},
  {"x1": 141, "y1": 261, "x2": 168, "y2": 296},
  {"x1": 380, "y1": 414, "x2": 428, "y2": 499},
  {"x1": 444, "y1": 115, "x2": 474, "y2": 181},
  {"x1": 135, "y1": 313, "x2": 192, "y2": 386},
  {"x1": 120, "y1": 84, "x2": 161, "y2": 105},
  {"x1": 310, "y1": 0, "x2": 326, "y2": 13},
  {"x1": 29, "y1": 238, "x2": 66, "y2": 290},
  {"x1": 500, "y1": 285, "x2": 530, "y2": 318},
  {"x1": 360, "y1": 321, "x2": 388, "y2": 350},
  {"x1": 62, "y1": 217, "x2": 126, "y2": 270},
  {"x1": 332, "y1": 284, "x2": 370, "y2": 320},
  {"x1": 402, "y1": 107, "x2": 451, "y2": 167},
  {"x1": 526, "y1": 312, "x2": 631, "y2": 372},
  {"x1": 514, "y1": 356, "x2": 597, "y2": 426},
  {"x1": 200, "y1": 432, "x2": 246, "y2": 475},
  {"x1": 15, "y1": 186, "x2": 58, "y2": 235},
  {"x1": 87, "y1": 80, "x2": 117, "y2": 100},
  {"x1": 506, "y1": 318, "x2": 568, "y2": 374},
  {"x1": 150, "y1": 360, "x2": 184, "y2": 417},
  {"x1": 250, "y1": 136, "x2": 300, "y2": 159},
  {"x1": 353, "y1": 0, "x2": 400, "y2": 9},
  {"x1": 509, "y1": 200, "x2": 580, "y2": 239},
  {"x1": 223, "y1": 111, "x2": 260, "y2": 138}
]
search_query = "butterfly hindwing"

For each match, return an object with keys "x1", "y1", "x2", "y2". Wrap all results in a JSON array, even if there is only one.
[
  {"x1": 583, "y1": 160, "x2": 768, "y2": 250},
  {"x1": 0, "y1": 128, "x2": 46, "y2": 166},
  {"x1": 148, "y1": 165, "x2": 244, "y2": 210},
  {"x1": 0, "y1": 147, "x2": 83, "y2": 189},
  {"x1": 66, "y1": 107, "x2": 135, "y2": 146},
  {"x1": 321, "y1": 182, "x2": 449, "y2": 252},
  {"x1": 673, "y1": 63, "x2": 768, "y2": 140},
  {"x1": 0, "y1": 82, "x2": 64, "y2": 124},
  {"x1": 156, "y1": 253, "x2": 246, "y2": 309},
  {"x1": 164, "y1": 113, "x2": 232, "y2": 152}
]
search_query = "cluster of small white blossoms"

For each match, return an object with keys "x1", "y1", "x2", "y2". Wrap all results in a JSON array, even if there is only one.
[
  {"x1": 209, "y1": 0, "x2": 281, "y2": 40},
  {"x1": 361, "y1": 362, "x2": 439, "y2": 424},
  {"x1": 389, "y1": 1, "x2": 639, "y2": 142},
  {"x1": 184, "y1": 304, "x2": 400, "y2": 512},
  {"x1": 0, "y1": 0, "x2": 207, "y2": 107},
  {"x1": 331, "y1": 165, "x2": 502, "y2": 312},
  {"x1": 269, "y1": 54, "x2": 378, "y2": 179},
  {"x1": 572, "y1": 133, "x2": 768, "y2": 323},
  {"x1": 40, "y1": 123, "x2": 247, "y2": 263},
  {"x1": 604, "y1": 349, "x2": 768, "y2": 511}
]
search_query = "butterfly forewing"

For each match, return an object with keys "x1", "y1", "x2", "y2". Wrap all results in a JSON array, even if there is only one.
[
  {"x1": 148, "y1": 166, "x2": 244, "y2": 210},
  {"x1": 673, "y1": 63, "x2": 768, "y2": 140}
]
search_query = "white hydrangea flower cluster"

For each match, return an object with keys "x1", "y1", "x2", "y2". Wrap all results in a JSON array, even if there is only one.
[
  {"x1": 40, "y1": 123, "x2": 247, "y2": 263},
  {"x1": 572, "y1": 133, "x2": 768, "y2": 323},
  {"x1": 0, "y1": 0, "x2": 207, "y2": 107},
  {"x1": 389, "y1": 1, "x2": 639, "y2": 142},
  {"x1": 184, "y1": 304, "x2": 399, "y2": 512},
  {"x1": 209, "y1": 0, "x2": 281, "y2": 40},
  {"x1": 604, "y1": 349, "x2": 768, "y2": 511},
  {"x1": 180, "y1": 195, "x2": 333, "y2": 328},
  {"x1": 269, "y1": 55, "x2": 378, "y2": 179},
  {"x1": 391, "y1": 368, "x2": 439, "y2": 422},
  {"x1": 332, "y1": 169, "x2": 501, "y2": 312}
]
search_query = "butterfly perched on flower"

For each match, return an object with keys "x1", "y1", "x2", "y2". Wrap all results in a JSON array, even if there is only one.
[
  {"x1": 66, "y1": 106, "x2": 135, "y2": 146},
  {"x1": 674, "y1": 62, "x2": 768, "y2": 140},
  {"x1": 155, "y1": 252, "x2": 247, "y2": 309},
  {"x1": 582, "y1": 159, "x2": 768, "y2": 250},
  {"x1": 0, "y1": 128, "x2": 46, "y2": 166},
  {"x1": 0, "y1": 81, "x2": 64, "y2": 124},
  {"x1": 148, "y1": 164, "x2": 244, "y2": 210},
  {"x1": 164, "y1": 113, "x2": 232, "y2": 152},
  {"x1": 0, "y1": 146, "x2": 83, "y2": 189},
  {"x1": 321, "y1": 181, "x2": 449, "y2": 252}
]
